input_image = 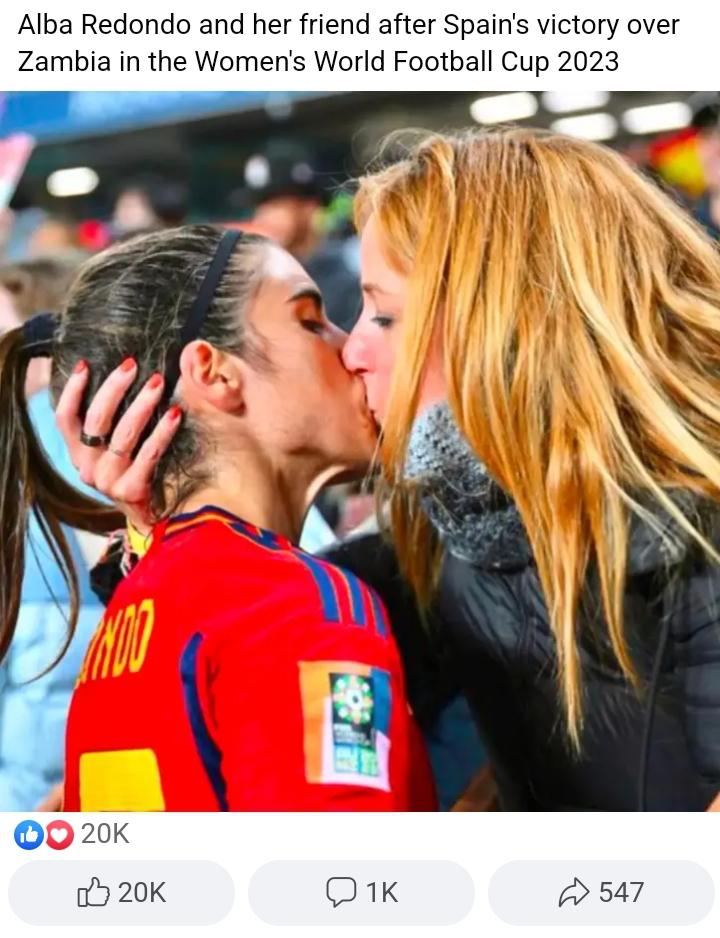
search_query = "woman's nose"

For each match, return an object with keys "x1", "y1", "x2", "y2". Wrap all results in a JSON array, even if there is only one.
[{"x1": 341, "y1": 329, "x2": 370, "y2": 373}]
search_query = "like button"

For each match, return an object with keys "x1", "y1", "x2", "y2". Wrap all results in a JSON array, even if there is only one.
[
  {"x1": 14, "y1": 820, "x2": 44, "y2": 850},
  {"x1": 77, "y1": 877, "x2": 111, "y2": 908}
]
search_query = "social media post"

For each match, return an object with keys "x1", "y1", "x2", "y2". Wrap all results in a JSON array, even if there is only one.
[
  {"x1": 0, "y1": 0, "x2": 720, "y2": 936},
  {"x1": 1, "y1": 82, "x2": 719, "y2": 935}
]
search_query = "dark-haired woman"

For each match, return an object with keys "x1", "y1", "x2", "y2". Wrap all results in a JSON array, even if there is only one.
[{"x1": 0, "y1": 225, "x2": 435, "y2": 811}]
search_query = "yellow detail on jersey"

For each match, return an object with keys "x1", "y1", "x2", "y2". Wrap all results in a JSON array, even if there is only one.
[
  {"x1": 76, "y1": 616, "x2": 104, "y2": 687},
  {"x1": 129, "y1": 599, "x2": 155, "y2": 673},
  {"x1": 77, "y1": 598, "x2": 155, "y2": 685},
  {"x1": 92, "y1": 606, "x2": 123, "y2": 680},
  {"x1": 111, "y1": 604, "x2": 136, "y2": 677},
  {"x1": 127, "y1": 521, "x2": 152, "y2": 558},
  {"x1": 79, "y1": 749, "x2": 166, "y2": 811}
]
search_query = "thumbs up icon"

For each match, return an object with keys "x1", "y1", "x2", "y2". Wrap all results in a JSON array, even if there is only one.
[
  {"x1": 77, "y1": 877, "x2": 111, "y2": 908},
  {"x1": 20, "y1": 826, "x2": 39, "y2": 845},
  {"x1": 13, "y1": 820, "x2": 44, "y2": 850}
]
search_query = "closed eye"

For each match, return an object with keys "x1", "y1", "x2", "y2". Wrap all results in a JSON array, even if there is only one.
[
  {"x1": 371, "y1": 315, "x2": 395, "y2": 329},
  {"x1": 301, "y1": 320, "x2": 327, "y2": 335}
]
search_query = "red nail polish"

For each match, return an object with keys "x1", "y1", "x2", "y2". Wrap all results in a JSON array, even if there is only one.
[
  {"x1": 147, "y1": 373, "x2": 163, "y2": 390},
  {"x1": 73, "y1": 360, "x2": 88, "y2": 375},
  {"x1": 168, "y1": 405, "x2": 183, "y2": 421},
  {"x1": 120, "y1": 357, "x2": 136, "y2": 373}
]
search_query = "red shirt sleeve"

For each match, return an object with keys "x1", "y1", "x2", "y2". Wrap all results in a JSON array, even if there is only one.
[{"x1": 199, "y1": 604, "x2": 435, "y2": 811}]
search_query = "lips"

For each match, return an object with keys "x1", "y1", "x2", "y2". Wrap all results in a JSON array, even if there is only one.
[{"x1": 355, "y1": 380, "x2": 372, "y2": 418}]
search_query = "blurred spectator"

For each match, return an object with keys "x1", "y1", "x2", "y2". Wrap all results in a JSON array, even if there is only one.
[
  {"x1": 28, "y1": 218, "x2": 79, "y2": 257},
  {"x1": 690, "y1": 91, "x2": 720, "y2": 238},
  {"x1": 0, "y1": 255, "x2": 105, "y2": 811},
  {"x1": 0, "y1": 253, "x2": 88, "y2": 397},
  {"x1": 0, "y1": 209, "x2": 14, "y2": 258},
  {"x1": 0, "y1": 252, "x2": 87, "y2": 319},
  {"x1": 251, "y1": 157, "x2": 362, "y2": 333},
  {"x1": 112, "y1": 176, "x2": 189, "y2": 236}
]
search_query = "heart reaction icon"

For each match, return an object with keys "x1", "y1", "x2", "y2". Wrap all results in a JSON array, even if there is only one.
[{"x1": 46, "y1": 820, "x2": 74, "y2": 851}]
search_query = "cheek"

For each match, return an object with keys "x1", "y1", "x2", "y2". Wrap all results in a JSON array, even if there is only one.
[
  {"x1": 374, "y1": 329, "x2": 403, "y2": 395},
  {"x1": 370, "y1": 349, "x2": 394, "y2": 407},
  {"x1": 416, "y1": 343, "x2": 448, "y2": 414}
]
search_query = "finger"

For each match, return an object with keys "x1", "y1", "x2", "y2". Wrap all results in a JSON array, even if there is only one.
[
  {"x1": 83, "y1": 357, "x2": 138, "y2": 438},
  {"x1": 92, "y1": 448, "x2": 132, "y2": 500},
  {"x1": 94, "y1": 373, "x2": 165, "y2": 497},
  {"x1": 76, "y1": 358, "x2": 138, "y2": 486},
  {"x1": 111, "y1": 406, "x2": 183, "y2": 506},
  {"x1": 55, "y1": 360, "x2": 90, "y2": 466},
  {"x1": 108, "y1": 372, "x2": 165, "y2": 456}
]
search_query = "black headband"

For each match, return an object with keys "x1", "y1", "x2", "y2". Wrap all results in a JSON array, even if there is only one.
[
  {"x1": 163, "y1": 228, "x2": 244, "y2": 396},
  {"x1": 21, "y1": 312, "x2": 57, "y2": 358}
]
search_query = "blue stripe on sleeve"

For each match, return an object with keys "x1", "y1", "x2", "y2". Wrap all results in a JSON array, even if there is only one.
[
  {"x1": 179, "y1": 633, "x2": 228, "y2": 811},
  {"x1": 368, "y1": 587, "x2": 388, "y2": 637},
  {"x1": 371, "y1": 667, "x2": 392, "y2": 735},
  {"x1": 293, "y1": 553, "x2": 341, "y2": 622},
  {"x1": 335, "y1": 567, "x2": 367, "y2": 627}
]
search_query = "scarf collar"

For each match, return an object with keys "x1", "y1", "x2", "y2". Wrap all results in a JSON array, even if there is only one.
[{"x1": 405, "y1": 402, "x2": 698, "y2": 573}]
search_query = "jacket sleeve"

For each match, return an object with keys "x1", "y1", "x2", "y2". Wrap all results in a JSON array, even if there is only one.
[
  {"x1": 202, "y1": 606, "x2": 435, "y2": 811},
  {"x1": 674, "y1": 560, "x2": 720, "y2": 802}
]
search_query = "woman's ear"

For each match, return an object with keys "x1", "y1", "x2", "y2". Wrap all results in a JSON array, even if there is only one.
[{"x1": 178, "y1": 340, "x2": 245, "y2": 413}]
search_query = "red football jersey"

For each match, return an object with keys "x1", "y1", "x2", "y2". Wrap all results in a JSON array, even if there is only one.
[{"x1": 64, "y1": 506, "x2": 436, "y2": 811}]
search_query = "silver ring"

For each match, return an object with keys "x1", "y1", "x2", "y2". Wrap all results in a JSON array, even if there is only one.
[{"x1": 80, "y1": 431, "x2": 110, "y2": 448}]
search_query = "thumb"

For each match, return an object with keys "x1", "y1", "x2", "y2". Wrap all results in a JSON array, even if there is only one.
[{"x1": 90, "y1": 878, "x2": 101, "y2": 888}]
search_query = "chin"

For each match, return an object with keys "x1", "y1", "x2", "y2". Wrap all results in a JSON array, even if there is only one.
[{"x1": 314, "y1": 461, "x2": 369, "y2": 489}]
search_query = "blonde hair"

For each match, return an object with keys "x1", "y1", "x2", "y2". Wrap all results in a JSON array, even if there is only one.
[{"x1": 355, "y1": 127, "x2": 720, "y2": 746}]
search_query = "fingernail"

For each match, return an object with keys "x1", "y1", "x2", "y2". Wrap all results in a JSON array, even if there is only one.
[
  {"x1": 168, "y1": 405, "x2": 183, "y2": 422},
  {"x1": 72, "y1": 360, "x2": 88, "y2": 375},
  {"x1": 147, "y1": 373, "x2": 163, "y2": 390},
  {"x1": 120, "y1": 357, "x2": 136, "y2": 373}
]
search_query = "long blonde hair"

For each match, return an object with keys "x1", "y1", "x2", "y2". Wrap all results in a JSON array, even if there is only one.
[{"x1": 355, "y1": 127, "x2": 720, "y2": 746}]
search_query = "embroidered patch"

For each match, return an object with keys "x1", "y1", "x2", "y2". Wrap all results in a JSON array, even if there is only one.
[
  {"x1": 299, "y1": 660, "x2": 391, "y2": 791},
  {"x1": 331, "y1": 673, "x2": 378, "y2": 776}
]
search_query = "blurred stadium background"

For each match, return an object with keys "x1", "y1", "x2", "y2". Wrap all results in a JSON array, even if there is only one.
[{"x1": 1, "y1": 90, "x2": 717, "y2": 232}]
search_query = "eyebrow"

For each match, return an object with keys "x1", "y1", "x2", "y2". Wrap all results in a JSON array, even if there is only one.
[
  {"x1": 362, "y1": 282, "x2": 396, "y2": 298},
  {"x1": 287, "y1": 286, "x2": 323, "y2": 312}
]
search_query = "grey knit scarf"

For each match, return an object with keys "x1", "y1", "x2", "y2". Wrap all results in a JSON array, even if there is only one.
[
  {"x1": 404, "y1": 403, "x2": 531, "y2": 568},
  {"x1": 404, "y1": 402, "x2": 696, "y2": 573}
]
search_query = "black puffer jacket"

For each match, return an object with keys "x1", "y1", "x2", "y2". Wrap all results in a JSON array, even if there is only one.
[{"x1": 435, "y1": 517, "x2": 720, "y2": 811}]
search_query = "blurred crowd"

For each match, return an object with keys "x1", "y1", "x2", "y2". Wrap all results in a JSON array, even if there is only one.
[{"x1": 1, "y1": 91, "x2": 719, "y2": 813}]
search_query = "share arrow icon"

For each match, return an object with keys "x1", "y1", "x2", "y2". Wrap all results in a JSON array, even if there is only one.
[{"x1": 558, "y1": 877, "x2": 590, "y2": 908}]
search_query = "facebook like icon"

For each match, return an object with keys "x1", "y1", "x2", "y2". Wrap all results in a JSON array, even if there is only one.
[{"x1": 14, "y1": 820, "x2": 44, "y2": 850}]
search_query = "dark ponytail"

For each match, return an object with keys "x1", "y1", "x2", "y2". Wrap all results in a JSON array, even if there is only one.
[{"x1": 0, "y1": 325, "x2": 123, "y2": 665}]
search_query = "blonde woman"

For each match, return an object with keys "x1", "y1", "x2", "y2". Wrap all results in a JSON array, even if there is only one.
[{"x1": 57, "y1": 129, "x2": 720, "y2": 811}]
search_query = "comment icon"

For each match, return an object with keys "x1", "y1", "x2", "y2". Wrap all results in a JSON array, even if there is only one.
[{"x1": 326, "y1": 876, "x2": 357, "y2": 909}]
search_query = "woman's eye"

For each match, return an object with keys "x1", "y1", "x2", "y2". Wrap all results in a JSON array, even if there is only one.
[
  {"x1": 371, "y1": 315, "x2": 395, "y2": 329},
  {"x1": 301, "y1": 320, "x2": 327, "y2": 335}
]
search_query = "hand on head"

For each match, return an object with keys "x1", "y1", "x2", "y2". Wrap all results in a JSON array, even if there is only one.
[{"x1": 55, "y1": 358, "x2": 181, "y2": 533}]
